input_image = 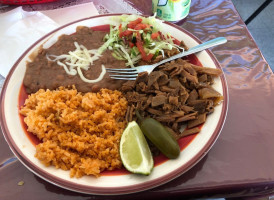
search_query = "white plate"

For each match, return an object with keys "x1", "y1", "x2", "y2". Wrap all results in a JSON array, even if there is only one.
[{"x1": 0, "y1": 14, "x2": 228, "y2": 195}]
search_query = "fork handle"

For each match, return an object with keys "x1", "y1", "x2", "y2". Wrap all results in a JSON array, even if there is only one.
[{"x1": 154, "y1": 37, "x2": 227, "y2": 67}]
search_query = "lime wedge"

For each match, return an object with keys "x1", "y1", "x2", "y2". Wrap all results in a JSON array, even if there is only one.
[{"x1": 120, "y1": 121, "x2": 154, "y2": 175}]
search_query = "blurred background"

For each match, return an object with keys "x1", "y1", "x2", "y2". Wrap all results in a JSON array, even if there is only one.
[{"x1": 231, "y1": 0, "x2": 273, "y2": 70}]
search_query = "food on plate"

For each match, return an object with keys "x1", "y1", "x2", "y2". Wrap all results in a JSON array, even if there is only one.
[
  {"x1": 23, "y1": 26, "x2": 127, "y2": 94},
  {"x1": 23, "y1": 15, "x2": 187, "y2": 95},
  {"x1": 20, "y1": 87, "x2": 128, "y2": 177},
  {"x1": 19, "y1": 14, "x2": 224, "y2": 177},
  {"x1": 102, "y1": 15, "x2": 188, "y2": 67},
  {"x1": 122, "y1": 58, "x2": 223, "y2": 142},
  {"x1": 119, "y1": 121, "x2": 153, "y2": 175},
  {"x1": 135, "y1": 110, "x2": 180, "y2": 159}
]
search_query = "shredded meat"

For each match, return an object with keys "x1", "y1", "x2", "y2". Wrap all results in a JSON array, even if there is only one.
[
  {"x1": 188, "y1": 113, "x2": 207, "y2": 128},
  {"x1": 121, "y1": 52, "x2": 223, "y2": 140},
  {"x1": 180, "y1": 127, "x2": 201, "y2": 138},
  {"x1": 151, "y1": 95, "x2": 168, "y2": 107}
]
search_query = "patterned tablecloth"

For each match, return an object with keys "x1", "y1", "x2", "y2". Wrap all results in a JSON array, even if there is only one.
[{"x1": 0, "y1": 0, "x2": 274, "y2": 199}]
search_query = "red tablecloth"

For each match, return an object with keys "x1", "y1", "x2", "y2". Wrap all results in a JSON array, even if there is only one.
[{"x1": 1, "y1": 0, "x2": 274, "y2": 199}]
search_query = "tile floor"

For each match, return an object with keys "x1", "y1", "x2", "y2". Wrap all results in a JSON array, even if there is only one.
[{"x1": 231, "y1": 0, "x2": 274, "y2": 71}]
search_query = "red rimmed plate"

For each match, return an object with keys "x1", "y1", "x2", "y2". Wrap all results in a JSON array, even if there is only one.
[{"x1": 0, "y1": 14, "x2": 228, "y2": 195}]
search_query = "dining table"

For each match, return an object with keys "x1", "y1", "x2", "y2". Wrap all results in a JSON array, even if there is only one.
[{"x1": 0, "y1": 0, "x2": 274, "y2": 199}]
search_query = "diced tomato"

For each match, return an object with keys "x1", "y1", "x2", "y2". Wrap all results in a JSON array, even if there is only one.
[
  {"x1": 158, "y1": 31, "x2": 165, "y2": 40},
  {"x1": 127, "y1": 18, "x2": 142, "y2": 29},
  {"x1": 173, "y1": 39, "x2": 180, "y2": 45},
  {"x1": 135, "y1": 32, "x2": 154, "y2": 61},
  {"x1": 124, "y1": 30, "x2": 133, "y2": 36},
  {"x1": 173, "y1": 38, "x2": 181, "y2": 45},
  {"x1": 136, "y1": 41, "x2": 146, "y2": 59},
  {"x1": 136, "y1": 41, "x2": 154, "y2": 61},
  {"x1": 119, "y1": 30, "x2": 133, "y2": 38},
  {"x1": 118, "y1": 24, "x2": 123, "y2": 37},
  {"x1": 135, "y1": 23, "x2": 153, "y2": 32},
  {"x1": 164, "y1": 34, "x2": 180, "y2": 45},
  {"x1": 134, "y1": 23, "x2": 148, "y2": 30},
  {"x1": 136, "y1": 32, "x2": 143, "y2": 43},
  {"x1": 144, "y1": 53, "x2": 154, "y2": 61},
  {"x1": 165, "y1": 34, "x2": 181, "y2": 45},
  {"x1": 151, "y1": 32, "x2": 160, "y2": 40},
  {"x1": 136, "y1": 32, "x2": 141, "y2": 40},
  {"x1": 128, "y1": 41, "x2": 135, "y2": 48}
]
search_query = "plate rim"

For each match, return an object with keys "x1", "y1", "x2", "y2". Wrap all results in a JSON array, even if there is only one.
[{"x1": 0, "y1": 13, "x2": 228, "y2": 195}]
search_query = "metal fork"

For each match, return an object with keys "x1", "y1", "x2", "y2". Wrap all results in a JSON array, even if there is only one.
[{"x1": 106, "y1": 37, "x2": 227, "y2": 80}]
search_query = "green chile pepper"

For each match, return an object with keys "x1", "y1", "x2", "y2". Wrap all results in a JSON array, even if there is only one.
[{"x1": 136, "y1": 111, "x2": 180, "y2": 159}]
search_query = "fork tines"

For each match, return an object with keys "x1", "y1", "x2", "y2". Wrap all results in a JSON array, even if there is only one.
[{"x1": 106, "y1": 68, "x2": 138, "y2": 80}]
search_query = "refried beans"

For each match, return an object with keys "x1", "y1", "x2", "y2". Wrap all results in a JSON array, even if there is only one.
[{"x1": 23, "y1": 26, "x2": 127, "y2": 94}]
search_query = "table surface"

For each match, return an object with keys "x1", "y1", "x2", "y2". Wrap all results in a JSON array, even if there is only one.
[{"x1": 1, "y1": 0, "x2": 274, "y2": 199}]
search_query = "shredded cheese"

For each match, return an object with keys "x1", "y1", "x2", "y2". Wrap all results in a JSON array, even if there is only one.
[{"x1": 47, "y1": 42, "x2": 105, "y2": 83}]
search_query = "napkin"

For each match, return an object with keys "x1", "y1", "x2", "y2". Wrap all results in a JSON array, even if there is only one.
[
  {"x1": 40, "y1": 2, "x2": 99, "y2": 26},
  {"x1": 0, "y1": 3, "x2": 99, "y2": 78},
  {"x1": 0, "y1": 7, "x2": 58, "y2": 77}
]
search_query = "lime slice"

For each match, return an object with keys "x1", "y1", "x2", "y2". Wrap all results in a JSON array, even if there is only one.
[{"x1": 120, "y1": 121, "x2": 154, "y2": 175}]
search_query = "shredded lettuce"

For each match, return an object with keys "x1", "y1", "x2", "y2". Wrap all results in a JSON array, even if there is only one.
[
  {"x1": 98, "y1": 37, "x2": 116, "y2": 54},
  {"x1": 98, "y1": 14, "x2": 184, "y2": 67}
]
